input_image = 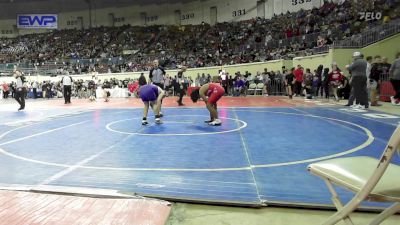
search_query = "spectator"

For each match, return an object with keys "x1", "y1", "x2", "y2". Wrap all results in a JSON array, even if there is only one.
[
  {"x1": 138, "y1": 73, "x2": 147, "y2": 86},
  {"x1": 176, "y1": 66, "x2": 187, "y2": 106},
  {"x1": 389, "y1": 52, "x2": 400, "y2": 105},
  {"x1": 164, "y1": 74, "x2": 172, "y2": 96},
  {"x1": 285, "y1": 68, "x2": 295, "y2": 99},
  {"x1": 293, "y1": 65, "x2": 304, "y2": 96},
  {"x1": 328, "y1": 63, "x2": 344, "y2": 101},
  {"x1": 369, "y1": 55, "x2": 383, "y2": 106},
  {"x1": 233, "y1": 76, "x2": 245, "y2": 97},
  {"x1": 346, "y1": 52, "x2": 369, "y2": 109},
  {"x1": 32, "y1": 81, "x2": 38, "y2": 99},
  {"x1": 303, "y1": 68, "x2": 314, "y2": 99},
  {"x1": 322, "y1": 68, "x2": 330, "y2": 99},
  {"x1": 2, "y1": 82, "x2": 9, "y2": 99}
]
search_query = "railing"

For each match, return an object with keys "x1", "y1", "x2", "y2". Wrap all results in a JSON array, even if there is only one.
[{"x1": 333, "y1": 19, "x2": 400, "y2": 48}]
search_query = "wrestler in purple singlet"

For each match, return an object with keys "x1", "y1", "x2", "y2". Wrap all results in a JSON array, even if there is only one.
[{"x1": 139, "y1": 84, "x2": 159, "y2": 102}]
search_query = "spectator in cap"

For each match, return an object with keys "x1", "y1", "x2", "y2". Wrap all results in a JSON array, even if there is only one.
[{"x1": 346, "y1": 52, "x2": 369, "y2": 109}]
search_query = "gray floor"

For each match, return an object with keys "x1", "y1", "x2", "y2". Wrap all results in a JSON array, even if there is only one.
[{"x1": 167, "y1": 203, "x2": 400, "y2": 225}]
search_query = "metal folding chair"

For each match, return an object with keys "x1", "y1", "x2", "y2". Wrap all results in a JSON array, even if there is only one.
[
  {"x1": 256, "y1": 83, "x2": 264, "y2": 95},
  {"x1": 308, "y1": 126, "x2": 400, "y2": 225},
  {"x1": 247, "y1": 83, "x2": 257, "y2": 95}
]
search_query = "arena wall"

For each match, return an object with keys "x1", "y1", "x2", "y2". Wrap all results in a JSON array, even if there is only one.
[
  {"x1": 331, "y1": 34, "x2": 400, "y2": 72},
  {"x1": 291, "y1": 33, "x2": 400, "y2": 76},
  {"x1": 292, "y1": 52, "x2": 333, "y2": 72},
  {"x1": 0, "y1": 0, "x2": 323, "y2": 37},
  {"x1": 0, "y1": 59, "x2": 289, "y2": 83}
]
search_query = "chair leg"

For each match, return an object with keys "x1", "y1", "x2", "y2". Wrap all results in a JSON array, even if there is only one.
[
  {"x1": 368, "y1": 202, "x2": 400, "y2": 225},
  {"x1": 324, "y1": 179, "x2": 355, "y2": 225}
]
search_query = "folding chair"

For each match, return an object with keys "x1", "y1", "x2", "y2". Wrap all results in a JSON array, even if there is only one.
[
  {"x1": 308, "y1": 126, "x2": 400, "y2": 225},
  {"x1": 256, "y1": 83, "x2": 264, "y2": 95},
  {"x1": 247, "y1": 83, "x2": 257, "y2": 95}
]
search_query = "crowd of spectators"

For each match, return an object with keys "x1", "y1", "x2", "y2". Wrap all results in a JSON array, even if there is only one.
[
  {"x1": 0, "y1": 0, "x2": 398, "y2": 76},
  {"x1": 0, "y1": 74, "x2": 195, "y2": 100},
  {"x1": 0, "y1": 51, "x2": 396, "y2": 105}
]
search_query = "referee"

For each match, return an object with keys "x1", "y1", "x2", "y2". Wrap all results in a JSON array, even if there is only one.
[
  {"x1": 149, "y1": 60, "x2": 166, "y2": 114},
  {"x1": 149, "y1": 60, "x2": 165, "y2": 89},
  {"x1": 14, "y1": 70, "x2": 26, "y2": 111},
  {"x1": 61, "y1": 72, "x2": 73, "y2": 104}
]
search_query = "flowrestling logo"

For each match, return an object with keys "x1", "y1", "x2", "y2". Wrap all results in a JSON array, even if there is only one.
[
  {"x1": 358, "y1": 12, "x2": 382, "y2": 21},
  {"x1": 17, "y1": 14, "x2": 58, "y2": 29}
]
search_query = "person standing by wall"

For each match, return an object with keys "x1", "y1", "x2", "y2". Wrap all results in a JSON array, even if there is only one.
[
  {"x1": 322, "y1": 68, "x2": 330, "y2": 99},
  {"x1": 2, "y1": 82, "x2": 9, "y2": 99},
  {"x1": 346, "y1": 52, "x2": 369, "y2": 109},
  {"x1": 41, "y1": 81, "x2": 47, "y2": 99},
  {"x1": 164, "y1": 74, "x2": 171, "y2": 97},
  {"x1": 389, "y1": 52, "x2": 400, "y2": 105},
  {"x1": 369, "y1": 56, "x2": 383, "y2": 106},
  {"x1": 14, "y1": 70, "x2": 26, "y2": 111},
  {"x1": 293, "y1": 65, "x2": 304, "y2": 96},
  {"x1": 61, "y1": 72, "x2": 73, "y2": 104},
  {"x1": 262, "y1": 68, "x2": 270, "y2": 96},
  {"x1": 138, "y1": 73, "x2": 147, "y2": 86},
  {"x1": 303, "y1": 68, "x2": 314, "y2": 99},
  {"x1": 366, "y1": 56, "x2": 373, "y2": 101},
  {"x1": 32, "y1": 81, "x2": 38, "y2": 99},
  {"x1": 102, "y1": 79, "x2": 111, "y2": 102},
  {"x1": 315, "y1": 65, "x2": 324, "y2": 98},
  {"x1": 220, "y1": 70, "x2": 228, "y2": 95},
  {"x1": 285, "y1": 68, "x2": 295, "y2": 99},
  {"x1": 328, "y1": 63, "x2": 344, "y2": 101},
  {"x1": 176, "y1": 66, "x2": 187, "y2": 106}
]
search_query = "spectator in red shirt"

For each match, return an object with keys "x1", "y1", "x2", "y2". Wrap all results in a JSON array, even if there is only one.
[
  {"x1": 285, "y1": 27, "x2": 293, "y2": 38},
  {"x1": 293, "y1": 65, "x2": 304, "y2": 96},
  {"x1": 328, "y1": 62, "x2": 344, "y2": 101},
  {"x1": 2, "y1": 82, "x2": 10, "y2": 99}
]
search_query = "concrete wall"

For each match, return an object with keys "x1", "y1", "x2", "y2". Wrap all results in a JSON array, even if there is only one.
[
  {"x1": 272, "y1": 0, "x2": 321, "y2": 15},
  {"x1": 293, "y1": 52, "x2": 333, "y2": 71},
  {"x1": 331, "y1": 34, "x2": 400, "y2": 73},
  {"x1": 290, "y1": 34, "x2": 400, "y2": 76},
  {"x1": 0, "y1": 60, "x2": 290, "y2": 83}
]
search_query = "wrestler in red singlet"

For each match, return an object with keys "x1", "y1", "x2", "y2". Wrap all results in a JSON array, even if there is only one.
[
  {"x1": 206, "y1": 83, "x2": 225, "y2": 105},
  {"x1": 190, "y1": 83, "x2": 225, "y2": 126}
]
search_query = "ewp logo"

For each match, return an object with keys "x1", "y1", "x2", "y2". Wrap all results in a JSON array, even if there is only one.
[{"x1": 17, "y1": 14, "x2": 58, "y2": 29}]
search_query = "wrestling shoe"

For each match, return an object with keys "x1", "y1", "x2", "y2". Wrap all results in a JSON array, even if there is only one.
[
  {"x1": 155, "y1": 118, "x2": 163, "y2": 124},
  {"x1": 390, "y1": 96, "x2": 397, "y2": 105},
  {"x1": 209, "y1": 119, "x2": 222, "y2": 126}
]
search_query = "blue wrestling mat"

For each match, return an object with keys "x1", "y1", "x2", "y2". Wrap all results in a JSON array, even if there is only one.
[{"x1": 0, "y1": 106, "x2": 399, "y2": 207}]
